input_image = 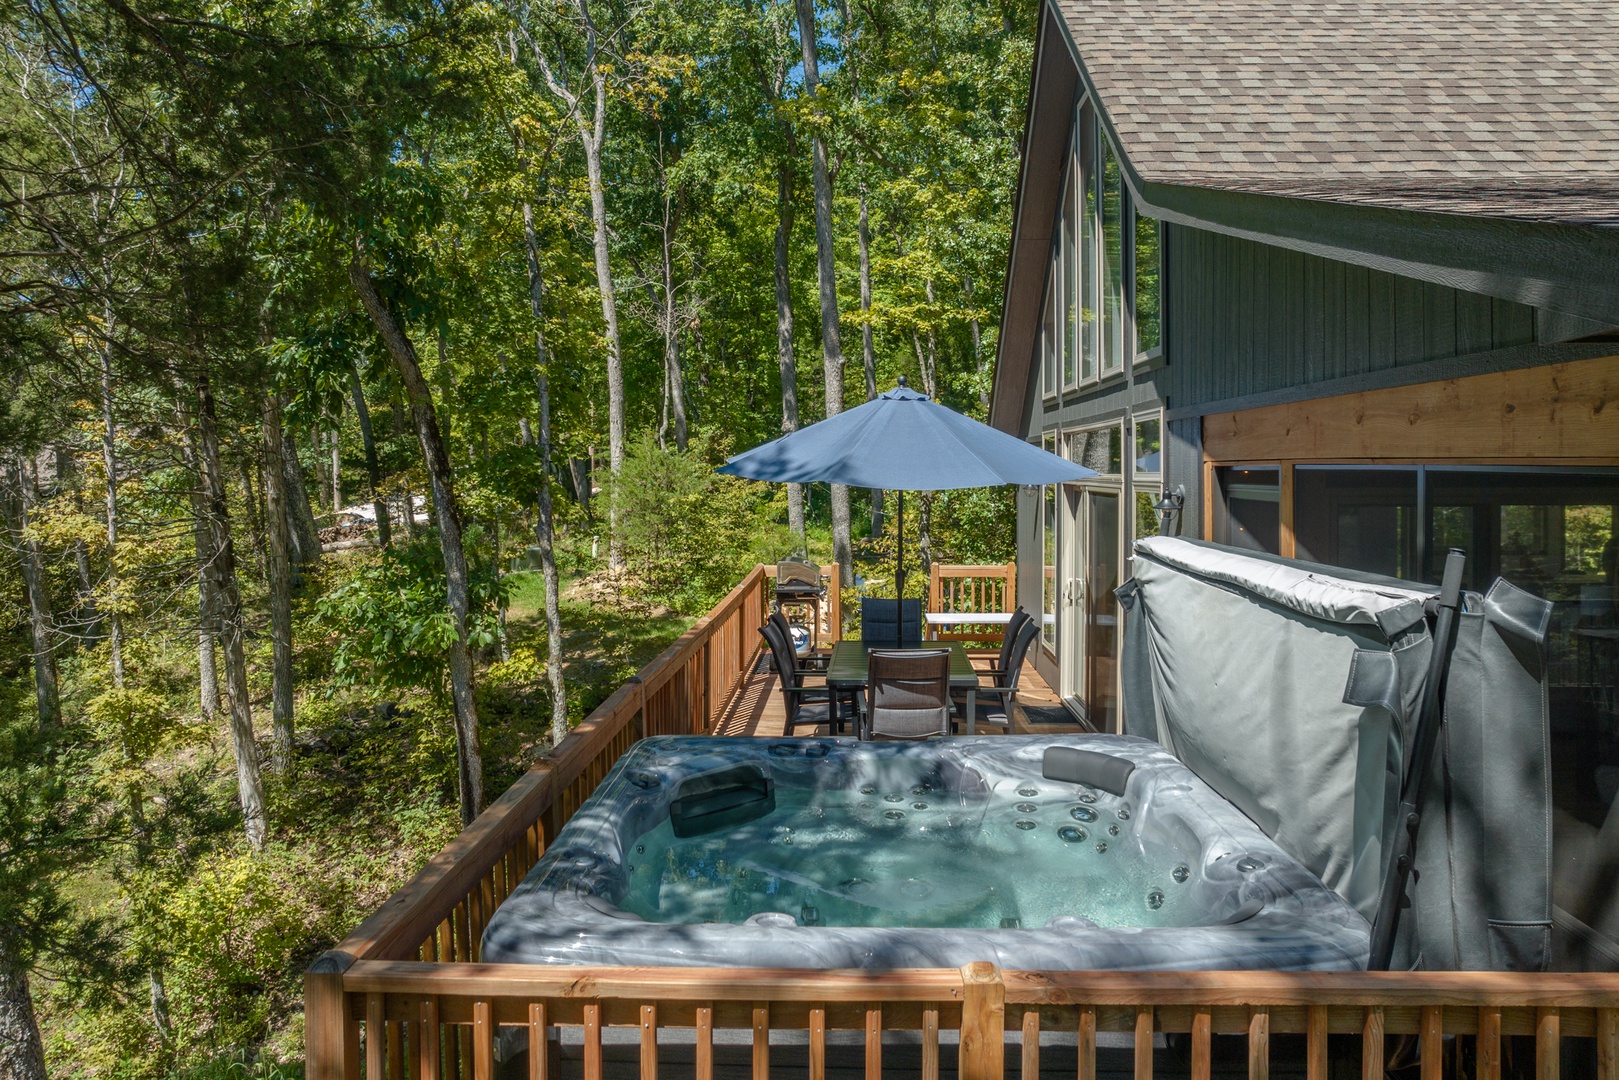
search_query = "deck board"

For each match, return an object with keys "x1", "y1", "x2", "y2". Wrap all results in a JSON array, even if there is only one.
[{"x1": 713, "y1": 648, "x2": 1078, "y2": 740}]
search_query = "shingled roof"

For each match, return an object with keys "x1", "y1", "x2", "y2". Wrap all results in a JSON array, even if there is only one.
[{"x1": 1055, "y1": 0, "x2": 1619, "y2": 226}]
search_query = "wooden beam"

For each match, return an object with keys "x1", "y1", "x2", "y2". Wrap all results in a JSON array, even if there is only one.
[{"x1": 1203, "y1": 353, "x2": 1619, "y2": 464}]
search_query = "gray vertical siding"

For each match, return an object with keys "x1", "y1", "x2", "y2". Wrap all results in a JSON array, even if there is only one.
[{"x1": 1160, "y1": 223, "x2": 1538, "y2": 410}]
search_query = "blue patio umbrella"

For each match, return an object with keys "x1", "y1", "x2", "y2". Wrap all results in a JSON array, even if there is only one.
[{"x1": 718, "y1": 378, "x2": 1096, "y2": 602}]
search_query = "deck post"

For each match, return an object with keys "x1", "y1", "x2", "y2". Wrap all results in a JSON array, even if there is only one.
[
  {"x1": 305, "y1": 951, "x2": 355, "y2": 1080},
  {"x1": 960, "y1": 962, "x2": 1005, "y2": 1080}
]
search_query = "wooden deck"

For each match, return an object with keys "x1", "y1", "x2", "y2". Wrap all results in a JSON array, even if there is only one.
[{"x1": 712, "y1": 648, "x2": 1076, "y2": 739}]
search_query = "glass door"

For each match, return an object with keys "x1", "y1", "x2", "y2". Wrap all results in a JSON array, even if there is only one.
[{"x1": 1059, "y1": 485, "x2": 1123, "y2": 731}]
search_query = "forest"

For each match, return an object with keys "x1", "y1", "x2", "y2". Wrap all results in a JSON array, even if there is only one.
[{"x1": 0, "y1": 0, "x2": 1031, "y2": 1075}]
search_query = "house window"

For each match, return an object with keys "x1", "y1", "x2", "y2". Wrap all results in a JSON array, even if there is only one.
[
  {"x1": 1294, "y1": 466, "x2": 1419, "y2": 580},
  {"x1": 1068, "y1": 423, "x2": 1122, "y2": 475},
  {"x1": 1060, "y1": 153, "x2": 1078, "y2": 390},
  {"x1": 1213, "y1": 466, "x2": 1281, "y2": 553},
  {"x1": 1133, "y1": 414, "x2": 1164, "y2": 539},
  {"x1": 1041, "y1": 264, "x2": 1058, "y2": 399},
  {"x1": 1134, "y1": 211, "x2": 1162, "y2": 358},
  {"x1": 1078, "y1": 107, "x2": 1099, "y2": 384},
  {"x1": 1042, "y1": 431, "x2": 1059, "y2": 651},
  {"x1": 1100, "y1": 138, "x2": 1125, "y2": 377}
]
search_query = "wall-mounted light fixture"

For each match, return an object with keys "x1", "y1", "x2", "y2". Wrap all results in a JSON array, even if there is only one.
[{"x1": 1154, "y1": 485, "x2": 1186, "y2": 536}]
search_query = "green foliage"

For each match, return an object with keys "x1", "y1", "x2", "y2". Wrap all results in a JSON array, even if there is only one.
[
  {"x1": 313, "y1": 541, "x2": 507, "y2": 692},
  {"x1": 610, "y1": 432, "x2": 794, "y2": 613}
]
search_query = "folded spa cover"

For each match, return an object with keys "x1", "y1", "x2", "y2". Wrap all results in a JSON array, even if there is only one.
[{"x1": 1117, "y1": 537, "x2": 1552, "y2": 971}]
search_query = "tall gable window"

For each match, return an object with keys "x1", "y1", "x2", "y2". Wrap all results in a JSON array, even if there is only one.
[
  {"x1": 1134, "y1": 209, "x2": 1162, "y2": 357},
  {"x1": 1100, "y1": 138, "x2": 1125, "y2": 376},
  {"x1": 1038, "y1": 97, "x2": 1164, "y2": 397}
]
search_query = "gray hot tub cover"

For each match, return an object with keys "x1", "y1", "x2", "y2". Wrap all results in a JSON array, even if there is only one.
[{"x1": 1117, "y1": 537, "x2": 1552, "y2": 971}]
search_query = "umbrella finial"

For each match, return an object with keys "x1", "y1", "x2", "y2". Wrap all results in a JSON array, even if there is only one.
[{"x1": 896, "y1": 375, "x2": 908, "y2": 388}]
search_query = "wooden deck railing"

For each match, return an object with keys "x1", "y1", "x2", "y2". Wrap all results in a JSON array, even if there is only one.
[
  {"x1": 319, "y1": 961, "x2": 1619, "y2": 1080},
  {"x1": 928, "y1": 562, "x2": 1016, "y2": 643},
  {"x1": 307, "y1": 563, "x2": 1619, "y2": 1080}
]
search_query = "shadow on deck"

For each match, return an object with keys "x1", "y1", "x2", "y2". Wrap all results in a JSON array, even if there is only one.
[{"x1": 712, "y1": 650, "x2": 1075, "y2": 739}]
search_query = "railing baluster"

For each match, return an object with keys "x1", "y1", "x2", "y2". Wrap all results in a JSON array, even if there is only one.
[
  {"x1": 583, "y1": 1002, "x2": 603, "y2": 1080},
  {"x1": 1309, "y1": 1004, "x2": 1328, "y2": 1080},
  {"x1": 866, "y1": 1005, "x2": 883, "y2": 1080},
  {"x1": 922, "y1": 1007, "x2": 940, "y2": 1080},
  {"x1": 752, "y1": 1003, "x2": 769, "y2": 1080},
  {"x1": 1420, "y1": 1005, "x2": 1443, "y2": 1080},
  {"x1": 473, "y1": 1001, "x2": 493, "y2": 1080},
  {"x1": 1537, "y1": 1006, "x2": 1560, "y2": 1080},
  {"x1": 1477, "y1": 1006, "x2": 1501, "y2": 1080},
  {"x1": 1077, "y1": 1005, "x2": 1096, "y2": 1080},
  {"x1": 694, "y1": 1004, "x2": 713, "y2": 1080},
  {"x1": 1021, "y1": 1009, "x2": 1038, "y2": 1080},
  {"x1": 1599, "y1": 1007, "x2": 1618, "y2": 1080},
  {"x1": 419, "y1": 997, "x2": 441, "y2": 1080},
  {"x1": 388, "y1": 1020, "x2": 404, "y2": 1080},
  {"x1": 1134, "y1": 1006, "x2": 1153, "y2": 1080},
  {"x1": 1362, "y1": 1004, "x2": 1383, "y2": 1080},
  {"x1": 527, "y1": 1002, "x2": 547, "y2": 1080},
  {"x1": 1249, "y1": 1005, "x2": 1269, "y2": 1080},
  {"x1": 367, "y1": 994, "x2": 387, "y2": 1080},
  {"x1": 1191, "y1": 1007, "x2": 1211, "y2": 1080},
  {"x1": 810, "y1": 1006, "x2": 827, "y2": 1080},
  {"x1": 639, "y1": 1003, "x2": 657, "y2": 1080}
]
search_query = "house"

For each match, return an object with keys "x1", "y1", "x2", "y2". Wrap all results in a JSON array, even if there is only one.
[{"x1": 989, "y1": 0, "x2": 1619, "y2": 971}]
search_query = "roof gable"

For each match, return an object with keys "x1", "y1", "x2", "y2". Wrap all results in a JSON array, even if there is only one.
[{"x1": 1057, "y1": 0, "x2": 1619, "y2": 227}]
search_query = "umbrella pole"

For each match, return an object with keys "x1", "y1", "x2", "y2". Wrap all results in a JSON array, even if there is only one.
[{"x1": 897, "y1": 489, "x2": 905, "y2": 647}]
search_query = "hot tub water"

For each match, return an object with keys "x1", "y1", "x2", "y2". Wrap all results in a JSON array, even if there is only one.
[{"x1": 620, "y1": 766, "x2": 1198, "y2": 930}]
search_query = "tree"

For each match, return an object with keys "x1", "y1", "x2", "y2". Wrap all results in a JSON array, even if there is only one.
[{"x1": 794, "y1": 0, "x2": 853, "y2": 586}]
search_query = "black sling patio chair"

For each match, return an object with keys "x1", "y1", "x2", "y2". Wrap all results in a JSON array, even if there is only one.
[
  {"x1": 957, "y1": 618, "x2": 1041, "y2": 731},
  {"x1": 759, "y1": 621, "x2": 847, "y2": 736}
]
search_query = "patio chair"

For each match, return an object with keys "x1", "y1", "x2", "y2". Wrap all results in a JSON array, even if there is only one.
[
  {"x1": 759, "y1": 622, "x2": 846, "y2": 736},
  {"x1": 863, "y1": 649, "x2": 953, "y2": 740},
  {"x1": 769, "y1": 609, "x2": 829, "y2": 672},
  {"x1": 958, "y1": 618, "x2": 1040, "y2": 731},
  {"x1": 983, "y1": 605, "x2": 1032, "y2": 685},
  {"x1": 860, "y1": 597, "x2": 924, "y2": 650}
]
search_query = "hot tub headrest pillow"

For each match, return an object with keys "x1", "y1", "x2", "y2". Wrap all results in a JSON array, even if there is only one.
[{"x1": 1042, "y1": 747, "x2": 1135, "y2": 797}]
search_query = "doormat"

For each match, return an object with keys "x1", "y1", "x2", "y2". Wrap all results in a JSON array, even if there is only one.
[{"x1": 1021, "y1": 705, "x2": 1086, "y2": 727}]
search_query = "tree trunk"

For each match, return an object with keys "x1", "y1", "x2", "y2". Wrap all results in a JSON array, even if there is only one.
[
  {"x1": 99, "y1": 330, "x2": 124, "y2": 689},
  {"x1": 179, "y1": 431, "x2": 220, "y2": 726},
  {"x1": 964, "y1": 271, "x2": 987, "y2": 409},
  {"x1": 921, "y1": 279, "x2": 939, "y2": 399},
  {"x1": 349, "y1": 368, "x2": 391, "y2": 547},
  {"x1": 0, "y1": 460, "x2": 60, "y2": 728},
  {"x1": 568, "y1": 459, "x2": 592, "y2": 520},
  {"x1": 328, "y1": 412, "x2": 342, "y2": 513},
  {"x1": 918, "y1": 490, "x2": 934, "y2": 583},
  {"x1": 773, "y1": 161, "x2": 806, "y2": 548},
  {"x1": 659, "y1": 181, "x2": 688, "y2": 451},
  {"x1": 238, "y1": 458, "x2": 265, "y2": 567},
  {"x1": 282, "y1": 443, "x2": 320, "y2": 574},
  {"x1": 573, "y1": 70, "x2": 626, "y2": 567},
  {"x1": 194, "y1": 379, "x2": 268, "y2": 850},
  {"x1": 351, "y1": 244, "x2": 483, "y2": 825},
  {"x1": 857, "y1": 184, "x2": 883, "y2": 536},
  {"x1": 262, "y1": 391, "x2": 295, "y2": 773},
  {"x1": 0, "y1": 931, "x2": 47, "y2": 1080},
  {"x1": 795, "y1": 0, "x2": 853, "y2": 584},
  {"x1": 521, "y1": 200, "x2": 572, "y2": 749}
]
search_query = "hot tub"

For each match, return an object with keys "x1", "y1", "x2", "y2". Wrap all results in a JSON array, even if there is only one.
[{"x1": 482, "y1": 735, "x2": 1370, "y2": 971}]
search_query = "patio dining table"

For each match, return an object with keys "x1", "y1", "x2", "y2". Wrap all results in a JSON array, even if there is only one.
[{"x1": 825, "y1": 639, "x2": 982, "y2": 736}]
